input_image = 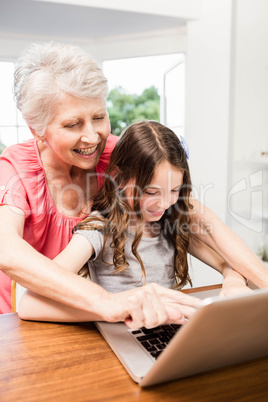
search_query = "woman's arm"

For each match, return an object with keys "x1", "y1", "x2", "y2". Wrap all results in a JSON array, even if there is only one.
[
  {"x1": 0, "y1": 205, "x2": 104, "y2": 313},
  {"x1": 0, "y1": 205, "x2": 201, "y2": 327},
  {"x1": 18, "y1": 232, "x2": 97, "y2": 321},
  {"x1": 190, "y1": 198, "x2": 268, "y2": 288},
  {"x1": 18, "y1": 284, "x2": 201, "y2": 326}
]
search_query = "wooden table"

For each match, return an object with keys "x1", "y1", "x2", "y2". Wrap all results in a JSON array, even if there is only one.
[{"x1": 1, "y1": 298, "x2": 268, "y2": 401}]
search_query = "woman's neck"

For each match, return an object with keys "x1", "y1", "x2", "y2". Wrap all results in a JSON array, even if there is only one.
[
  {"x1": 38, "y1": 142, "x2": 95, "y2": 179},
  {"x1": 37, "y1": 141, "x2": 97, "y2": 217}
]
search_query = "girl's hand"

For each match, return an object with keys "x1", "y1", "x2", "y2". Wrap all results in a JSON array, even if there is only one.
[
  {"x1": 103, "y1": 283, "x2": 201, "y2": 329},
  {"x1": 219, "y1": 283, "x2": 253, "y2": 298},
  {"x1": 219, "y1": 264, "x2": 254, "y2": 298}
]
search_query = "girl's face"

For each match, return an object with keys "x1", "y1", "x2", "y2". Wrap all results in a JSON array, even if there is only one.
[
  {"x1": 42, "y1": 93, "x2": 111, "y2": 171},
  {"x1": 139, "y1": 161, "x2": 184, "y2": 223}
]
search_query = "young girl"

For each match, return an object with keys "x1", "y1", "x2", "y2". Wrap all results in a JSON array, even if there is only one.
[{"x1": 18, "y1": 121, "x2": 250, "y2": 325}]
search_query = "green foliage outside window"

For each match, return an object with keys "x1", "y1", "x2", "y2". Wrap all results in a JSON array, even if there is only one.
[{"x1": 107, "y1": 85, "x2": 160, "y2": 136}]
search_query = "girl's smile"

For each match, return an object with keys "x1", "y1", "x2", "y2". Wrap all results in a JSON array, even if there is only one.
[
  {"x1": 140, "y1": 161, "x2": 183, "y2": 223},
  {"x1": 146, "y1": 209, "x2": 166, "y2": 217},
  {"x1": 125, "y1": 161, "x2": 184, "y2": 237}
]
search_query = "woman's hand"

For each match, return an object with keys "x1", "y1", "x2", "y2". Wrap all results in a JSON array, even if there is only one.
[{"x1": 102, "y1": 283, "x2": 201, "y2": 329}]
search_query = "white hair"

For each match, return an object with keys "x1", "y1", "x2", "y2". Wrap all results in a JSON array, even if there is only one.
[{"x1": 14, "y1": 41, "x2": 108, "y2": 136}]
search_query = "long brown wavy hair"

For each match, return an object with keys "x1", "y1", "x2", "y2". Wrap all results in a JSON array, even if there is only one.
[{"x1": 74, "y1": 120, "x2": 193, "y2": 289}]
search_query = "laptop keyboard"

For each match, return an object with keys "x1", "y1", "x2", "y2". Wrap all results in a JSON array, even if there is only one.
[{"x1": 129, "y1": 324, "x2": 182, "y2": 359}]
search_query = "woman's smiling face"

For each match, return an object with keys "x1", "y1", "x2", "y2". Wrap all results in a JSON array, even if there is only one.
[{"x1": 43, "y1": 93, "x2": 111, "y2": 171}]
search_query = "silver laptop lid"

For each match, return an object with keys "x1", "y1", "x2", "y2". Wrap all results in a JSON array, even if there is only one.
[
  {"x1": 140, "y1": 289, "x2": 268, "y2": 386},
  {"x1": 96, "y1": 289, "x2": 268, "y2": 387}
]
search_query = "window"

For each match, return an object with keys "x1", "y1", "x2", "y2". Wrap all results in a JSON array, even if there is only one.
[
  {"x1": 163, "y1": 58, "x2": 185, "y2": 137},
  {"x1": 0, "y1": 62, "x2": 31, "y2": 151},
  {"x1": 103, "y1": 53, "x2": 185, "y2": 136},
  {"x1": 0, "y1": 54, "x2": 185, "y2": 150}
]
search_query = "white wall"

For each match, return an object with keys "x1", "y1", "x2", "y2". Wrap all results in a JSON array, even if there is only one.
[
  {"x1": 186, "y1": 0, "x2": 233, "y2": 222},
  {"x1": 185, "y1": 0, "x2": 268, "y2": 285},
  {"x1": 184, "y1": 0, "x2": 234, "y2": 286},
  {"x1": 228, "y1": 0, "x2": 268, "y2": 257}
]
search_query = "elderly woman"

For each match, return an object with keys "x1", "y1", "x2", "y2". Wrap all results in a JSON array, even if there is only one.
[
  {"x1": 0, "y1": 42, "x2": 267, "y2": 326},
  {"x1": 0, "y1": 42, "x2": 115, "y2": 310}
]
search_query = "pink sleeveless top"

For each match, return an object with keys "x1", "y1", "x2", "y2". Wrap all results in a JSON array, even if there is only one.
[{"x1": 0, "y1": 135, "x2": 118, "y2": 313}]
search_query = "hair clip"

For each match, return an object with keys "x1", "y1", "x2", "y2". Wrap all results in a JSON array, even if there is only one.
[{"x1": 179, "y1": 135, "x2": 189, "y2": 159}]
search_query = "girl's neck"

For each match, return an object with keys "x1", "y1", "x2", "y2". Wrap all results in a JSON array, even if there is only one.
[{"x1": 128, "y1": 220, "x2": 161, "y2": 238}]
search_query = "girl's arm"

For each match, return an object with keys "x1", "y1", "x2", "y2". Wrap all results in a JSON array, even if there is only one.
[
  {"x1": 190, "y1": 198, "x2": 268, "y2": 289},
  {"x1": 18, "y1": 290, "x2": 104, "y2": 322},
  {"x1": 53, "y1": 233, "x2": 94, "y2": 273},
  {"x1": 189, "y1": 237, "x2": 252, "y2": 297}
]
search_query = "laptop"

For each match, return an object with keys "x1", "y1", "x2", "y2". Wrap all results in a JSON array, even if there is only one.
[{"x1": 95, "y1": 287, "x2": 268, "y2": 387}]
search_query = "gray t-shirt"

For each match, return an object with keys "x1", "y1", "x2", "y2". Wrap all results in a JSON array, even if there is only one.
[{"x1": 75, "y1": 228, "x2": 177, "y2": 292}]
